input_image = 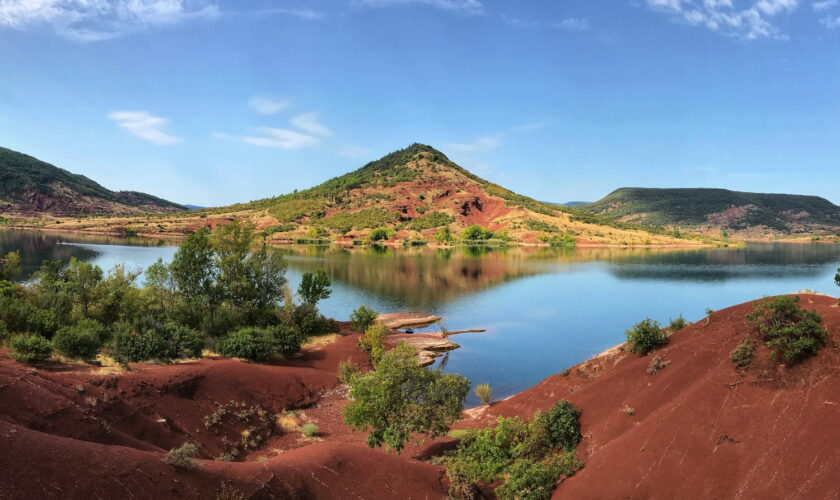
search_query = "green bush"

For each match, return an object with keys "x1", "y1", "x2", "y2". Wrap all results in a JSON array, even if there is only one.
[
  {"x1": 0, "y1": 319, "x2": 8, "y2": 345},
  {"x1": 9, "y1": 334, "x2": 52, "y2": 365},
  {"x1": 53, "y1": 320, "x2": 103, "y2": 361},
  {"x1": 163, "y1": 442, "x2": 200, "y2": 469},
  {"x1": 461, "y1": 225, "x2": 494, "y2": 241},
  {"x1": 338, "y1": 358, "x2": 360, "y2": 383},
  {"x1": 358, "y1": 321, "x2": 389, "y2": 365},
  {"x1": 625, "y1": 319, "x2": 668, "y2": 355},
  {"x1": 537, "y1": 400, "x2": 582, "y2": 452},
  {"x1": 110, "y1": 324, "x2": 169, "y2": 365},
  {"x1": 408, "y1": 211, "x2": 455, "y2": 231},
  {"x1": 369, "y1": 227, "x2": 395, "y2": 242},
  {"x1": 730, "y1": 337, "x2": 756, "y2": 368},
  {"x1": 291, "y1": 303, "x2": 339, "y2": 338},
  {"x1": 495, "y1": 455, "x2": 579, "y2": 500},
  {"x1": 218, "y1": 327, "x2": 276, "y2": 362},
  {"x1": 302, "y1": 423, "x2": 319, "y2": 438},
  {"x1": 668, "y1": 316, "x2": 689, "y2": 332},
  {"x1": 746, "y1": 295, "x2": 827, "y2": 362},
  {"x1": 344, "y1": 343, "x2": 471, "y2": 452},
  {"x1": 271, "y1": 322, "x2": 305, "y2": 357},
  {"x1": 475, "y1": 383, "x2": 493, "y2": 405},
  {"x1": 161, "y1": 322, "x2": 205, "y2": 359},
  {"x1": 350, "y1": 305, "x2": 378, "y2": 333}
]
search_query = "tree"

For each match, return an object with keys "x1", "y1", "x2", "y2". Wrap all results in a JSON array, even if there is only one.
[
  {"x1": 170, "y1": 227, "x2": 217, "y2": 324},
  {"x1": 461, "y1": 225, "x2": 493, "y2": 241},
  {"x1": 343, "y1": 343, "x2": 471, "y2": 452},
  {"x1": 0, "y1": 251, "x2": 21, "y2": 281},
  {"x1": 625, "y1": 318, "x2": 668, "y2": 355},
  {"x1": 145, "y1": 258, "x2": 174, "y2": 318},
  {"x1": 64, "y1": 258, "x2": 103, "y2": 315},
  {"x1": 298, "y1": 269, "x2": 332, "y2": 305},
  {"x1": 350, "y1": 305, "x2": 378, "y2": 332},
  {"x1": 435, "y1": 226, "x2": 453, "y2": 244}
]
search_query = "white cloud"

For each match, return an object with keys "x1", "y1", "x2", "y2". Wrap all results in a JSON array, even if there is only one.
[
  {"x1": 446, "y1": 136, "x2": 500, "y2": 154},
  {"x1": 108, "y1": 111, "x2": 181, "y2": 145},
  {"x1": 213, "y1": 128, "x2": 319, "y2": 149},
  {"x1": 644, "y1": 0, "x2": 801, "y2": 40},
  {"x1": 813, "y1": 0, "x2": 837, "y2": 10},
  {"x1": 290, "y1": 112, "x2": 333, "y2": 138},
  {"x1": 0, "y1": 0, "x2": 218, "y2": 41},
  {"x1": 248, "y1": 96, "x2": 291, "y2": 115},
  {"x1": 821, "y1": 14, "x2": 840, "y2": 25},
  {"x1": 255, "y1": 7, "x2": 324, "y2": 20},
  {"x1": 355, "y1": 0, "x2": 483, "y2": 15},
  {"x1": 554, "y1": 18, "x2": 590, "y2": 31},
  {"x1": 502, "y1": 15, "x2": 591, "y2": 31}
]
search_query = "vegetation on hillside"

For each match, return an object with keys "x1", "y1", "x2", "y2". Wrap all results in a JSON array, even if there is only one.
[{"x1": 582, "y1": 187, "x2": 840, "y2": 233}]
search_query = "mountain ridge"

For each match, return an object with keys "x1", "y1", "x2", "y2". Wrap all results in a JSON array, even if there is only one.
[{"x1": 582, "y1": 187, "x2": 840, "y2": 235}]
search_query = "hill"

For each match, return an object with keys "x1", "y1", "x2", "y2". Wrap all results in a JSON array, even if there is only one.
[
  {"x1": 464, "y1": 293, "x2": 840, "y2": 498},
  {"x1": 0, "y1": 147, "x2": 185, "y2": 216},
  {"x1": 583, "y1": 187, "x2": 840, "y2": 235},
  {"x1": 43, "y1": 144, "x2": 706, "y2": 246}
]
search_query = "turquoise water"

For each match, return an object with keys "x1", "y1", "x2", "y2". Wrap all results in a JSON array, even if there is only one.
[{"x1": 3, "y1": 229, "x2": 839, "y2": 405}]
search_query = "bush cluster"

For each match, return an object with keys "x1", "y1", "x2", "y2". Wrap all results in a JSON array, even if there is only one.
[
  {"x1": 746, "y1": 295, "x2": 827, "y2": 363},
  {"x1": 350, "y1": 305, "x2": 378, "y2": 333},
  {"x1": 9, "y1": 334, "x2": 53, "y2": 365},
  {"x1": 625, "y1": 319, "x2": 668, "y2": 355}
]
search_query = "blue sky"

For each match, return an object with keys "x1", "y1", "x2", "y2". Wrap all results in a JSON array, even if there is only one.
[{"x1": 1, "y1": 0, "x2": 839, "y2": 206}]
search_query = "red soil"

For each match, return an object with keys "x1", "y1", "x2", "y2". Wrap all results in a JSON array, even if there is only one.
[{"x1": 465, "y1": 294, "x2": 840, "y2": 499}]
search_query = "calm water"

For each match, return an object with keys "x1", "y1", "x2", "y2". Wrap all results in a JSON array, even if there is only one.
[{"x1": 3, "y1": 229, "x2": 839, "y2": 405}]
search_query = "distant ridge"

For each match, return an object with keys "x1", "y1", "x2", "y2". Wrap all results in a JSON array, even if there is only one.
[
  {"x1": 0, "y1": 147, "x2": 185, "y2": 216},
  {"x1": 582, "y1": 187, "x2": 840, "y2": 234}
]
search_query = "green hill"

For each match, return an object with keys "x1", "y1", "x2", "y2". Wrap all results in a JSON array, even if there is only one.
[
  {"x1": 0, "y1": 147, "x2": 184, "y2": 215},
  {"x1": 582, "y1": 187, "x2": 840, "y2": 234}
]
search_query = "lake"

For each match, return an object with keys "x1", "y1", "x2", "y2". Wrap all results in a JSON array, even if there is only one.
[{"x1": 3, "y1": 229, "x2": 839, "y2": 406}]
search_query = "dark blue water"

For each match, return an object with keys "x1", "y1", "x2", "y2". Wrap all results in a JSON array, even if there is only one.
[{"x1": 4, "y1": 229, "x2": 839, "y2": 406}]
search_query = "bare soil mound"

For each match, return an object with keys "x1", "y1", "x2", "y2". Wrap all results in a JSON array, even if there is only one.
[{"x1": 468, "y1": 294, "x2": 840, "y2": 499}]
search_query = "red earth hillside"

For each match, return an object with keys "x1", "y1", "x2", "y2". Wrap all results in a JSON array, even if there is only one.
[{"x1": 464, "y1": 294, "x2": 840, "y2": 499}]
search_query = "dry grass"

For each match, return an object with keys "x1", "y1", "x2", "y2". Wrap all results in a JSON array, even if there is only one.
[
  {"x1": 302, "y1": 334, "x2": 340, "y2": 349},
  {"x1": 276, "y1": 412, "x2": 300, "y2": 432}
]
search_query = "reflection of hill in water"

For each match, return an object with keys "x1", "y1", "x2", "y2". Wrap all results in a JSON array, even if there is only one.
[
  {"x1": 281, "y1": 243, "x2": 840, "y2": 305},
  {"x1": 0, "y1": 230, "x2": 175, "y2": 280}
]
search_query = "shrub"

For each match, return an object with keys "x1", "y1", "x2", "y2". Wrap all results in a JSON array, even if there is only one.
[
  {"x1": 9, "y1": 335, "x2": 52, "y2": 365},
  {"x1": 495, "y1": 454, "x2": 579, "y2": 500},
  {"x1": 746, "y1": 295, "x2": 827, "y2": 362},
  {"x1": 338, "y1": 358, "x2": 360, "y2": 383},
  {"x1": 435, "y1": 226, "x2": 454, "y2": 243},
  {"x1": 358, "y1": 321, "x2": 389, "y2": 365},
  {"x1": 110, "y1": 324, "x2": 169, "y2": 365},
  {"x1": 537, "y1": 401, "x2": 582, "y2": 452},
  {"x1": 301, "y1": 423, "x2": 319, "y2": 438},
  {"x1": 369, "y1": 227, "x2": 395, "y2": 242},
  {"x1": 163, "y1": 442, "x2": 200, "y2": 470},
  {"x1": 291, "y1": 303, "x2": 339, "y2": 338},
  {"x1": 344, "y1": 344, "x2": 471, "y2": 452},
  {"x1": 218, "y1": 327, "x2": 276, "y2": 362},
  {"x1": 625, "y1": 319, "x2": 668, "y2": 355},
  {"x1": 730, "y1": 337, "x2": 756, "y2": 368},
  {"x1": 408, "y1": 211, "x2": 455, "y2": 231},
  {"x1": 161, "y1": 322, "x2": 205, "y2": 359},
  {"x1": 668, "y1": 316, "x2": 688, "y2": 332},
  {"x1": 461, "y1": 225, "x2": 494, "y2": 241},
  {"x1": 0, "y1": 319, "x2": 8, "y2": 345},
  {"x1": 475, "y1": 383, "x2": 493, "y2": 405},
  {"x1": 646, "y1": 355, "x2": 670, "y2": 375},
  {"x1": 53, "y1": 320, "x2": 103, "y2": 361},
  {"x1": 271, "y1": 322, "x2": 305, "y2": 357},
  {"x1": 350, "y1": 305, "x2": 378, "y2": 333}
]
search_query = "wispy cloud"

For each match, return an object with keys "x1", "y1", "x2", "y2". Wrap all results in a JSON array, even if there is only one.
[
  {"x1": 254, "y1": 7, "x2": 325, "y2": 20},
  {"x1": 290, "y1": 112, "x2": 333, "y2": 138},
  {"x1": 501, "y1": 14, "x2": 591, "y2": 31},
  {"x1": 213, "y1": 128, "x2": 319, "y2": 149},
  {"x1": 248, "y1": 96, "x2": 291, "y2": 115},
  {"x1": 813, "y1": 0, "x2": 837, "y2": 11},
  {"x1": 215, "y1": 110, "x2": 354, "y2": 152},
  {"x1": 644, "y1": 0, "x2": 800, "y2": 40},
  {"x1": 0, "y1": 0, "x2": 218, "y2": 42},
  {"x1": 108, "y1": 111, "x2": 182, "y2": 145},
  {"x1": 446, "y1": 136, "x2": 501, "y2": 154},
  {"x1": 355, "y1": 0, "x2": 484, "y2": 15}
]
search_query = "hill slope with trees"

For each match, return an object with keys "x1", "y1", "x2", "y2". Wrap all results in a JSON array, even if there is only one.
[
  {"x1": 0, "y1": 147, "x2": 185, "y2": 216},
  {"x1": 582, "y1": 187, "x2": 840, "y2": 235}
]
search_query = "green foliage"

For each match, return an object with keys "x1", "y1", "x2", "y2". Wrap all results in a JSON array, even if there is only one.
[
  {"x1": 524, "y1": 220, "x2": 559, "y2": 233},
  {"x1": 582, "y1": 187, "x2": 840, "y2": 232},
  {"x1": 537, "y1": 233, "x2": 576, "y2": 247},
  {"x1": 298, "y1": 270, "x2": 332, "y2": 305},
  {"x1": 291, "y1": 302, "x2": 339, "y2": 338},
  {"x1": 435, "y1": 226, "x2": 455, "y2": 244},
  {"x1": 461, "y1": 225, "x2": 494, "y2": 241},
  {"x1": 369, "y1": 227, "x2": 395, "y2": 242},
  {"x1": 271, "y1": 322, "x2": 306, "y2": 357},
  {"x1": 301, "y1": 423, "x2": 319, "y2": 438},
  {"x1": 338, "y1": 358, "x2": 360, "y2": 383},
  {"x1": 343, "y1": 343, "x2": 471, "y2": 452},
  {"x1": 110, "y1": 324, "x2": 168, "y2": 364},
  {"x1": 0, "y1": 251, "x2": 21, "y2": 281},
  {"x1": 350, "y1": 305, "x2": 378, "y2": 333},
  {"x1": 537, "y1": 401, "x2": 582, "y2": 452},
  {"x1": 408, "y1": 211, "x2": 455, "y2": 231},
  {"x1": 668, "y1": 315, "x2": 689, "y2": 332},
  {"x1": 358, "y1": 321, "x2": 389, "y2": 365},
  {"x1": 53, "y1": 320, "x2": 103, "y2": 360},
  {"x1": 0, "y1": 320, "x2": 8, "y2": 345},
  {"x1": 9, "y1": 334, "x2": 52, "y2": 365},
  {"x1": 218, "y1": 327, "x2": 277, "y2": 362},
  {"x1": 318, "y1": 208, "x2": 398, "y2": 231},
  {"x1": 474, "y1": 383, "x2": 493, "y2": 405},
  {"x1": 746, "y1": 295, "x2": 827, "y2": 363},
  {"x1": 625, "y1": 319, "x2": 668, "y2": 355},
  {"x1": 163, "y1": 442, "x2": 200, "y2": 470},
  {"x1": 495, "y1": 454, "x2": 580, "y2": 500},
  {"x1": 730, "y1": 337, "x2": 756, "y2": 368}
]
